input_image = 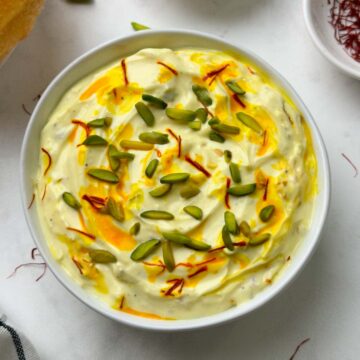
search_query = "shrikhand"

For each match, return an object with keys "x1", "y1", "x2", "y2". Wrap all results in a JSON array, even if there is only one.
[{"x1": 34, "y1": 48, "x2": 317, "y2": 320}]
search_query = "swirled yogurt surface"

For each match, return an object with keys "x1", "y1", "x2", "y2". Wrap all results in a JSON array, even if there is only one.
[{"x1": 35, "y1": 48, "x2": 317, "y2": 320}]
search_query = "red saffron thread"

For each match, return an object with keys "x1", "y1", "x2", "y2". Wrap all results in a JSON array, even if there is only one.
[
  {"x1": 157, "y1": 61, "x2": 178, "y2": 75},
  {"x1": 262, "y1": 178, "x2": 269, "y2": 201},
  {"x1": 176, "y1": 257, "x2": 217, "y2": 269},
  {"x1": 7, "y1": 262, "x2": 47, "y2": 282},
  {"x1": 247, "y1": 66, "x2": 255, "y2": 75},
  {"x1": 71, "y1": 119, "x2": 91, "y2": 137},
  {"x1": 22, "y1": 104, "x2": 31, "y2": 115},
  {"x1": 82, "y1": 195, "x2": 107, "y2": 210},
  {"x1": 208, "y1": 241, "x2": 247, "y2": 253},
  {"x1": 263, "y1": 130, "x2": 268, "y2": 146},
  {"x1": 31, "y1": 247, "x2": 40, "y2": 260},
  {"x1": 166, "y1": 128, "x2": 182, "y2": 157},
  {"x1": 341, "y1": 153, "x2": 358, "y2": 177},
  {"x1": 119, "y1": 296, "x2": 125, "y2": 309},
  {"x1": 188, "y1": 266, "x2": 208, "y2": 279},
  {"x1": 184, "y1": 155, "x2": 211, "y2": 177},
  {"x1": 232, "y1": 93, "x2": 246, "y2": 108},
  {"x1": 205, "y1": 105, "x2": 214, "y2": 118},
  {"x1": 143, "y1": 260, "x2": 166, "y2": 275},
  {"x1": 329, "y1": 0, "x2": 360, "y2": 62},
  {"x1": 203, "y1": 64, "x2": 229, "y2": 85},
  {"x1": 27, "y1": 193, "x2": 35, "y2": 209},
  {"x1": 41, "y1": 184, "x2": 47, "y2": 201},
  {"x1": 72, "y1": 257, "x2": 83, "y2": 274},
  {"x1": 41, "y1": 147, "x2": 52, "y2": 176},
  {"x1": 164, "y1": 278, "x2": 184, "y2": 296},
  {"x1": 154, "y1": 148, "x2": 162, "y2": 157},
  {"x1": 289, "y1": 338, "x2": 310, "y2": 360},
  {"x1": 121, "y1": 59, "x2": 129, "y2": 85},
  {"x1": 225, "y1": 177, "x2": 231, "y2": 209},
  {"x1": 67, "y1": 227, "x2": 96, "y2": 240}
]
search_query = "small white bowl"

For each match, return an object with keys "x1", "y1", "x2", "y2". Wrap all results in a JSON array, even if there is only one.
[
  {"x1": 303, "y1": 0, "x2": 360, "y2": 79},
  {"x1": 20, "y1": 30, "x2": 330, "y2": 331}
]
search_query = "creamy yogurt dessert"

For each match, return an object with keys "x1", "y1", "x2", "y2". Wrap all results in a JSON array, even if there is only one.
[{"x1": 34, "y1": 48, "x2": 317, "y2": 320}]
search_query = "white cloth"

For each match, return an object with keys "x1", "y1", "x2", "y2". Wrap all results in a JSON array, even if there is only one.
[{"x1": 0, "y1": 314, "x2": 40, "y2": 360}]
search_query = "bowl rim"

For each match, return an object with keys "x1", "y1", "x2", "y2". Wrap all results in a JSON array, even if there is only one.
[
  {"x1": 303, "y1": 0, "x2": 360, "y2": 80},
  {"x1": 20, "y1": 29, "x2": 331, "y2": 331}
]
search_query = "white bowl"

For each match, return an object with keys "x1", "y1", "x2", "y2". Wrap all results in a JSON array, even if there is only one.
[
  {"x1": 303, "y1": 0, "x2": 360, "y2": 79},
  {"x1": 20, "y1": 30, "x2": 330, "y2": 331}
]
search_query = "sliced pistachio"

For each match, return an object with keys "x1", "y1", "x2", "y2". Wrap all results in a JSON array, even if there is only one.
[
  {"x1": 208, "y1": 117, "x2": 220, "y2": 126},
  {"x1": 120, "y1": 140, "x2": 154, "y2": 151},
  {"x1": 209, "y1": 131, "x2": 225, "y2": 143},
  {"x1": 180, "y1": 184, "x2": 200, "y2": 199},
  {"x1": 131, "y1": 21, "x2": 150, "y2": 31},
  {"x1": 160, "y1": 172, "x2": 190, "y2": 184},
  {"x1": 149, "y1": 184, "x2": 172, "y2": 198},
  {"x1": 166, "y1": 108, "x2": 196, "y2": 122},
  {"x1": 129, "y1": 222, "x2": 141, "y2": 236},
  {"x1": 183, "y1": 205, "x2": 203, "y2": 220},
  {"x1": 135, "y1": 102, "x2": 155, "y2": 126},
  {"x1": 111, "y1": 151, "x2": 135, "y2": 160},
  {"x1": 87, "y1": 117, "x2": 112, "y2": 128},
  {"x1": 106, "y1": 197, "x2": 125, "y2": 222},
  {"x1": 142, "y1": 94, "x2": 167, "y2": 109},
  {"x1": 188, "y1": 119, "x2": 202, "y2": 131},
  {"x1": 162, "y1": 231, "x2": 210, "y2": 251},
  {"x1": 222, "y1": 225, "x2": 234, "y2": 251},
  {"x1": 224, "y1": 150, "x2": 232, "y2": 163},
  {"x1": 62, "y1": 192, "x2": 81, "y2": 210},
  {"x1": 224, "y1": 211, "x2": 239, "y2": 235},
  {"x1": 139, "y1": 131, "x2": 169, "y2": 144},
  {"x1": 140, "y1": 210, "x2": 174, "y2": 220},
  {"x1": 89, "y1": 249, "x2": 117, "y2": 263},
  {"x1": 162, "y1": 240, "x2": 175, "y2": 272},
  {"x1": 108, "y1": 144, "x2": 120, "y2": 171},
  {"x1": 87, "y1": 169, "x2": 119, "y2": 183},
  {"x1": 211, "y1": 123, "x2": 240, "y2": 135},
  {"x1": 196, "y1": 108, "x2": 208, "y2": 123},
  {"x1": 192, "y1": 85, "x2": 212, "y2": 106},
  {"x1": 227, "y1": 183, "x2": 256, "y2": 196},
  {"x1": 239, "y1": 221, "x2": 251, "y2": 237},
  {"x1": 249, "y1": 233, "x2": 271, "y2": 246},
  {"x1": 229, "y1": 162, "x2": 241, "y2": 183},
  {"x1": 82, "y1": 135, "x2": 108, "y2": 146},
  {"x1": 259, "y1": 205, "x2": 275, "y2": 222},
  {"x1": 145, "y1": 159, "x2": 159, "y2": 178},
  {"x1": 236, "y1": 112, "x2": 263, "y2": 134},
  {"x1": 226, "y1": 80, "x2": 246, "y2": 95},
  {"x1": 130, "y1": 239, "x2": 160, "y2": 261}
]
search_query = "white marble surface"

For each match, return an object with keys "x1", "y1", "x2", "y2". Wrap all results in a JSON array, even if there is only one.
[{"x1": 1, "y1": 0, "x2": 359, "y2": 359}]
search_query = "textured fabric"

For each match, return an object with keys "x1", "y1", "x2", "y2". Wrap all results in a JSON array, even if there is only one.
[{"x1": 0, "y1": 315, "x2": 40, "y2": 360}]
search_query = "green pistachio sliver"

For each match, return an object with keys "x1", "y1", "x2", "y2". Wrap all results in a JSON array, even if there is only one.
[
  {"x1": 259, "y1": 205, "x2": 275, "y2": 222},
  {"x1": 188, "y1": 119, "x2": 202, "y2": 131},
  {"x1": 140, "y1": 210, "x2": 174, "y2": 220},
  {"x1": 222, "y1": 225, "x2": 234, "y2": 251},
  {"x1": 135, "y1": 102, "x2": 155, "y2": 126},
  {"x1": 82, "y1": 135, "x2": 108, "y2": 146},
  {"x1": 196, "y1": 108, "x2": 207, "y2": 123},
  {"x1": 120, "y1": 140, "x2": 154, "y2": 151},
  {"x1": 192, "y1": 85, "x2": 212, "y2": 106},
  {"x1": 129, "y1": 222, "x2": 141, "y2": 236},
  {"x1": 87, "y1": 117, "x2": 112, "y2": 128},
  {"x1": 239, "y1": 221, "x2": 251, "y2": 237},
  {"x1": 249, "y1": 233, "x2": 271, "y2": 246},
  {"x1": 87, "y1": 169, "x2": 119, "y2": 183},
  {"x1": 142, "y1": 94, "x2": 167, "y2": 109},
  {"x1": 229, "y1": 162, "x2": 241, "y2": 183},
  {"x1": 112, "y1": 151, "x2": 135, "y2": 160},
  {"x1": 162, "y1": 231, "x2": 210, "y2": 251},
  {"x1": 180, "y1": 184, "x2": 200, "y2": 199},
  {"x1": 131, "y1": 21, "x2": 150, "y2": 31},
  {"x1": 224, "y1": 150, "x2": 232, "y2": 163},
  {"x1": 226, "y1": 80, "x2": 246, "y2": 95},
  {"x1": 62, "y1": 192, "x2": 81, "y2": 210},
  {"x1": 209, "y1": 131, "x2": 225, "y2": 143},
  {"x1": 227, "y1": 183, "x2": 256, "y2": 197},
  {"x1": 224, "y1": 211, "x2": 239, "y2": 235},
  {"x1": 162, "y1": 240, "x2": 175, "y2": 272},
  {"x1": 108, "y1": 144, "x2": 120, "y2": 171},
  {"x1": 139, "y1": 131, "x2": 169, "y2": 144},
  {"x1": 183, "y1": 205, "x2": 203, "y2": 220},
  {"x1": 236, "y1": 112, "x2": 263, "y2": 135},
  {"x1": 89, "y1": 249, "x2": 117, "y2": 264},
  {"x1": 208, "y1": 117, "x2": 220, "y2": 126},
  {"x1": 106, "y1": 197, "x2": 125, "y2": 222},
  {"x1": 149, "y1": 184, "x2": 172, "y2": 198},
  {"x1": 145, "y1": 159, "x2": 159, "y2": 178},
  {"x1": 166, "y1": 108, "x2": 196, "y2": 122},
  {"x1": 160, "y1": 172, "x2": 190, "y2": 184},
  {"x1": 211, "y1": 123, "x2": 240, "y2": 135},
  {"x1": 130, "y1": 239, "x2": 160, "y2": 261}
]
